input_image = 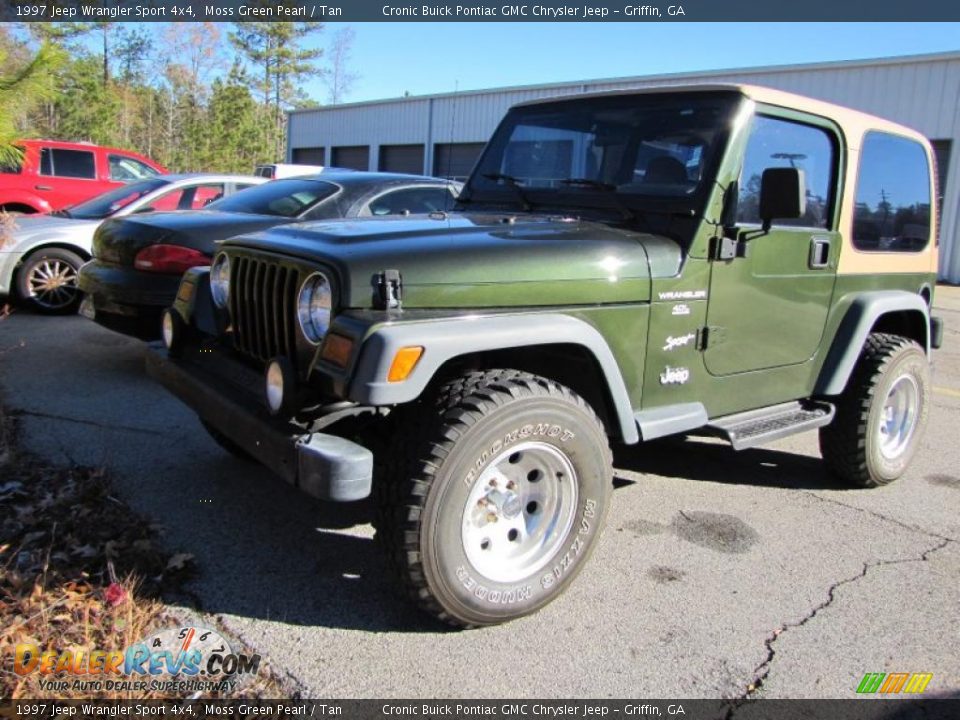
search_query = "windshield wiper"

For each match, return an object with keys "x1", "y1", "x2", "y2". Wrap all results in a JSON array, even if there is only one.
[
  {"x1": 51, "y1": 209, "x2": 72, "y2": 218},
  {"x1": 559, "y1": 178, "x2": 616, "y2": 192},
  {"x1": 482, "y1": 173, "x2": 533, "y2": 211}
]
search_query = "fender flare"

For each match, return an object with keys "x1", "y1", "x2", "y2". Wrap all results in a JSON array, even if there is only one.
[
  {"x1": 814, "y1": 290, "x2": 929, "y2": 396},
  {"x1": 347, "y1": 313, "x2": 640, "y2": 444}
]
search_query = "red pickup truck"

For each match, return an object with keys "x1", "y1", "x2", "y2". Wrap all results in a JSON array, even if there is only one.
[{"x1": 0, "y1": 139, "x2": 168, "y2": 214}]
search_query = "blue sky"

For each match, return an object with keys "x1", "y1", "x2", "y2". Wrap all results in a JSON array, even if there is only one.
[{"x1": 309, "y1": 22, "x2": 960, "y2": 103}]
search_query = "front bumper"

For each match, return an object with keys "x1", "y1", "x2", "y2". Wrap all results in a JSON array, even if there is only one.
[{"x1": 145, "y1": 346, "x2": 373, "y2": 502}]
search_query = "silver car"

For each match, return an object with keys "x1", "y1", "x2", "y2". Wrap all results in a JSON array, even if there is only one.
[{"x1": 0, "y1": 174, "x2": 266, "y2": 313}]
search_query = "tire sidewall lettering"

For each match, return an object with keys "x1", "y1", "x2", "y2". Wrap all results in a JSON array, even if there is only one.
[{"x1": 424, "y1": 397, "x2": 610, "y2": 623}]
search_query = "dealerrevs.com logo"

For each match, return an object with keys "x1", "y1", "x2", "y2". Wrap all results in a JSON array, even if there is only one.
[
  {"x1": 14, "y1": 626, "x2": 261, "y2": 694},
  {"x1": 856, "y1": 672, "x2": 933, "y2": 694}
]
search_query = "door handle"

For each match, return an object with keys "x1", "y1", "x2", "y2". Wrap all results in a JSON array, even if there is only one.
[
  {"x1": 34, "y1": 184, "x2": 53, "y2": 191},
  {"x1": 809, "y1": 236, "x2": 831, "y2": 269}
]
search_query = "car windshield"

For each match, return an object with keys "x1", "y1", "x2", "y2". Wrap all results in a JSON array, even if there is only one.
[
  {"x1": 468, "y1": 92, "x2": 740, "y2": 210},
  {"x1": 64, "y1": 178, "x2": 170, "y2": 219},
  {"x1": 205, "y1": 178, "x2": 337, "y2": 217}
]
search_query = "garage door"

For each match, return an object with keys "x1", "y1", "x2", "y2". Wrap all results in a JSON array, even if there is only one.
[
  {"x1": 433, "y1": 143, "x2": 485, "y2": 181},
  {"x1": 292, "y1": 147, "x2": 325, "y2": 165},
  {"x1": 379, "y1": 144, "x2": 425, "y2": 175},
  {"x1": 331, "y1": 146, "x2": 370, "y2": 171}
]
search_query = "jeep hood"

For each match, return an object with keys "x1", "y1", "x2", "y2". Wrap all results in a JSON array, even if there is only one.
[{"x1": 226, "y1": 214, "x2": 682, "y2": 308}]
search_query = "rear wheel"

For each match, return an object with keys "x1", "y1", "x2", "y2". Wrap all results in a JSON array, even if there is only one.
[
  {"x1": 819, "y1": 333, "x2": 929, "y2": 487},
  {"x1": 16, "y1": 248, "x2": 85, "y2": 314},
  {"x1": 375, "y1": 369, "x2": 612, "y2": 627}
]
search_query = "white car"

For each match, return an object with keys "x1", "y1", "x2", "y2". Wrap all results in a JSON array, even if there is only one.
[
  {"x1": 253, "y1": 163, "x2": 329, "y2": 179},
  {"x1": 0, "y1": 174, "x2": 266, "y2": 313}
]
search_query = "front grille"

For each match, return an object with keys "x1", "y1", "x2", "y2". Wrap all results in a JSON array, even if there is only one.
[{"x1": 229, "y1": 255, "x2": 300, "y2": 364}]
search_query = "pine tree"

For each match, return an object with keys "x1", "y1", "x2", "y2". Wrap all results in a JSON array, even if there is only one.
[{"x1": 229, "y1": 22, "x2": 324, "y2": 159}]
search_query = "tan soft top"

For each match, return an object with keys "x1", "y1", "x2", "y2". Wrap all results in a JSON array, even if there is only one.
[{"x1": 518, "y1": 83, "x2": 928, "y2": 147}]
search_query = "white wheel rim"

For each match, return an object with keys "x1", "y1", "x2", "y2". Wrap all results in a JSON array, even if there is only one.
[
  {"x1": 26, "y1": 258, "x2": 79, "y2": 309},
  {"x1": 878, "y1": 374, "x2": 920, "y2": 460},
  {"x1": 461, "y1": 441, "x2": 578, "y2": 584}
]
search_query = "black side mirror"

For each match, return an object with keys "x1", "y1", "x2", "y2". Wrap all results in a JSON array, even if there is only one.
[{"x1": 759, "y1": 167, "x2": 805, "y2": 232}]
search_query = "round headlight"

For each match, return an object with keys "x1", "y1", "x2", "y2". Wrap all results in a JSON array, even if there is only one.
[
  {"x1": 265, "y1": 360, "x2": 285, "y2": 414},
  {"x1": 264, "y1": 356, "x2": 297, "y2": 416},
  {"x1": 297, "y1": 272, "x2": 332, "y2": 344},
  {"x1": 210, "y1": 253, "x2": 230, "y2": 308},
  {"x1": 161, "y1": 308, "x2": 183, "y2": 357}
]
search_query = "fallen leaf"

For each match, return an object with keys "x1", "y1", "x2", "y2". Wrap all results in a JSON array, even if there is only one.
[
  {"x1": 166, "y1": 553, "x2": 194, "y2": 571},
  {"x1": 71, "y1": 544, "x2": 98, "y2": 558},
  {"x1": 22, "y1": 530, "x2": 46, "y2": 546},
  {"x1": 104, "y1": 583, "x2": 127, "y2": 607}
]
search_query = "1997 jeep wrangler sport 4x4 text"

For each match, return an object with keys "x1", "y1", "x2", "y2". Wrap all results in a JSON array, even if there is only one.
[{"x1": 148, "y1": 85, "x2": 943, "y2": 627}]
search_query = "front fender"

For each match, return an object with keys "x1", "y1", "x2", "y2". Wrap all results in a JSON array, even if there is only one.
[
  {"x1": 346, "y1": 313, "x2": 639, "y2": 444},
  {"x1": 815, "y1": 291, "x2": 930, "y2": 396}
]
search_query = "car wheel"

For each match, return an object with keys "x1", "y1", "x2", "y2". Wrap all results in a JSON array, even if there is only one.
[
  {"x1": 16, "y1": 248, "x2": 85, "y2": 314},
  {"x1": 200, "y1": 420, "x2": 254, "y2": 462},
  {"x1": 375, "y1": 369, "x2": 612, "y2": 627},
  {"x1": 819, "y1": 333, "x2": 930, "y2": 487}
]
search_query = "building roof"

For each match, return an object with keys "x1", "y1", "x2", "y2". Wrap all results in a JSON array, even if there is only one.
[{"x1": 288, "y1": 50, "x2": 960, "y2": 116}]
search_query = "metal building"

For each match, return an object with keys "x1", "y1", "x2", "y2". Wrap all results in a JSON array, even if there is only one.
[{"x1": 287, "y1": 51, "x2": 960, "y2": 282}]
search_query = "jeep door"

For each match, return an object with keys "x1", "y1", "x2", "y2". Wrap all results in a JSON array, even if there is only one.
[{"x1": 704, "y1": 110, "x2": 841, "y2": 376}]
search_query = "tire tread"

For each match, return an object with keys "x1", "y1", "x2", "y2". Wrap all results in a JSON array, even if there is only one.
[
  {"x1": 819, "y1": 332, "x2": 924, "y2": 488},
  {"x1": 373, "y1": 369, "x2": 610, "y2": 627}
]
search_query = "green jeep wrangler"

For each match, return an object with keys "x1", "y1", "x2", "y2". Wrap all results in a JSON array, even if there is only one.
[{"x1": 148, "y1": 85, "x2": 944, "y2": 627}]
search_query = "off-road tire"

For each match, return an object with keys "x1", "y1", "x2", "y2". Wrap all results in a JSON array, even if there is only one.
[
  {"x1": 374, "y1": 369, "x2": 613, "y2": 627},
  {"x1": 819, "y1": 333, "x2": 929, "y2": 487},
  {"x1": 16, "y1": 248, "x2": 85, "y2": 314},
  {"x1": 200, "y1": 419, "x2": 254, "y2": 462}
]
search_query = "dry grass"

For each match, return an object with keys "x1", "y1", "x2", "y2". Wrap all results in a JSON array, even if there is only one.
[
  {"x1": 0, "y1": 404, "x2": 288, "y2": 699},
  {"x1": 0, "y1": 210, "x2": 16, "y2": 251}
]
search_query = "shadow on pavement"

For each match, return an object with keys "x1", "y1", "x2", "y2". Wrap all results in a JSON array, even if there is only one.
[
  {"x1": 613, "y1": 433, "x2": 845, "y2": 491},
  {"x1": 166, "y1": 452, "x2": 450, "y2": 635},
  {"x1": 180, "y1": 432, "x2": 840, "y2": 634}
]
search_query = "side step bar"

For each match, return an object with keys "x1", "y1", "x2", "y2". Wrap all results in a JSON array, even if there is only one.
[{"x1": 707, "y1": 400, "x2": 835, "y2": 451}]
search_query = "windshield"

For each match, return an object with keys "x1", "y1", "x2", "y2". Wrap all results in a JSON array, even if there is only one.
[
  {"x1": 65, "y1": 178, "x2": 169, "y2": 219},
  {"x1": 468, "y1": 92, "x2": 740, "y2": 210},
  {"x1": 206, "y1": 178, "x2": 336, "y2": 217}
]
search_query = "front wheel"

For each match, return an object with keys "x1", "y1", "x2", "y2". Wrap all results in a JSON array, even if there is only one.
[
  {"x1": 375, "y1": 370, "x2": 612, "y2": 627},
  {"x1": 819, "y1": 333, "x2": 930, "y2": 487},
  {"x1": 16, "y1": 248, "x2": 85, "y2": 314}
]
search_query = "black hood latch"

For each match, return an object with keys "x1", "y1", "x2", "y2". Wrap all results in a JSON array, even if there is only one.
[{"x1": 375, "y1": 269, "x2": 403, "y2": 310}]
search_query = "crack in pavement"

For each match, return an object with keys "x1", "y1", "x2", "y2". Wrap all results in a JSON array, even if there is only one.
[
  {"x1": 9, "y1": 407, "x2": 165, "y2": 436},
  {"x1": 725, "y1": 535, "x2": 953, "y2": 715},
  {"x1": 804, "y1": 490, "x2": 957, "y2": 543}
]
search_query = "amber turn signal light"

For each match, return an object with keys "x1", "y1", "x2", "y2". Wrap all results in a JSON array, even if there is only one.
[
  {"x1": 320, "y1": 333, "x2": 354, "y2": 367},
  {"x1": 387, "y1": 346, "x2": 424, "y2": 382}
]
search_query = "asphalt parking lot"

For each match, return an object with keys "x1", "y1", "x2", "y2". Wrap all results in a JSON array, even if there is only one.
[{"x1": 1, "y1": 289, "x2": 959, "y2": 700}]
